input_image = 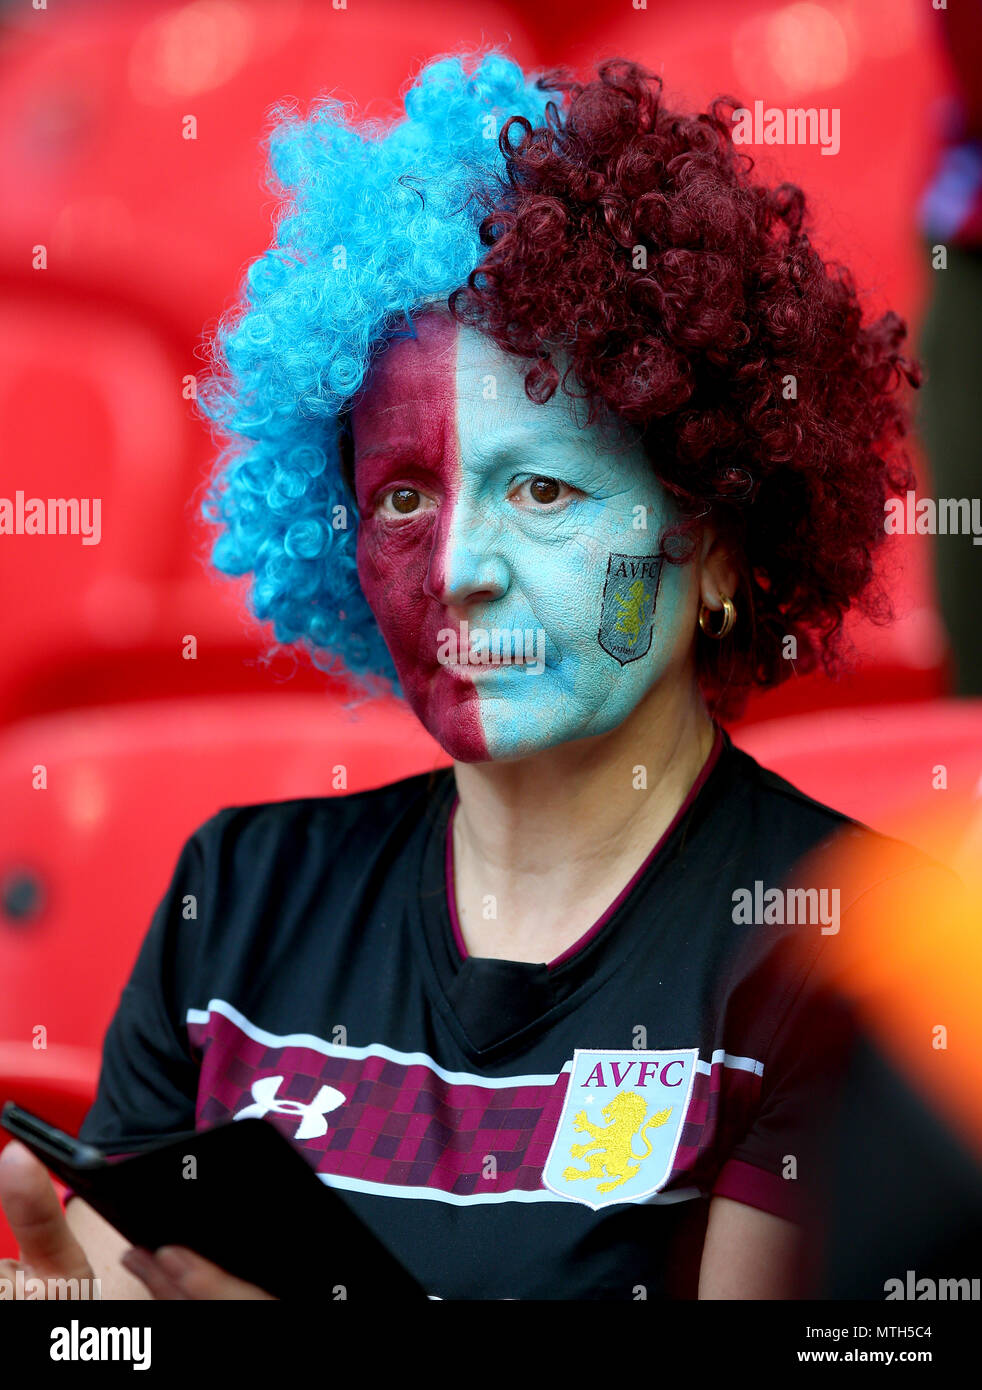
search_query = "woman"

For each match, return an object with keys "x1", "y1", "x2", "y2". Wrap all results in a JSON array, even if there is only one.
[{"x1": 0, "y1": 53, "x2": 927, "y2": 1300}]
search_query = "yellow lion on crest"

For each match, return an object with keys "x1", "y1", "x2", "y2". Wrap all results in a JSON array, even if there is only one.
[{"x1": 562, "y1": 1091, "x2": 673, "y2": 1194}]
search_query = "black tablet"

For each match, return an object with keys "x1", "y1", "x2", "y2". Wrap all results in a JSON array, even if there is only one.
[{"x1": 1, "y1": 1103, "x2": 428, "y2": 1300}]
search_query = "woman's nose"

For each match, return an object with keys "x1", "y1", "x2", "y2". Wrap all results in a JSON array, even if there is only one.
[{"x1": 422, "y1": 499, "x2": 510, "y2": 607}]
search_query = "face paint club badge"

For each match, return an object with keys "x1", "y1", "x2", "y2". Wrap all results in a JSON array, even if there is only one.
[
  {"x1": 598, "y1": 553, "x2": 664, "y2": 664},
  {"x1": 543, "y1": 1049, "x2": 698, "y2": 1209}
]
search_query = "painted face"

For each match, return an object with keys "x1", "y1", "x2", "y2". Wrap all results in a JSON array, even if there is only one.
[{"x1": 352, "y1": 312, "x2": 692, "y2": 763}]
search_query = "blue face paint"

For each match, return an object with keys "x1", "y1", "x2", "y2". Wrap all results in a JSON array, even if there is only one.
[{"x1": 450, "y1": 326, "x2": 691, "y2": 760}]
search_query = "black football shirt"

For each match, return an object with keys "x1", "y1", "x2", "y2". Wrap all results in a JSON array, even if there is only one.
[{"x1": 71, "y1": 728, "x2": 918, "y2": 1299}]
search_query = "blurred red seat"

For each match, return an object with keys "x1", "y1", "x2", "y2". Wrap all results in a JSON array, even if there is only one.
[
  {"x1": 733, "y1": 700, "x2": 982, "y2": 860},
  {"x1": 0, "y1": 294, "x2": 201, "y2": 725},
  {"x1": 0, "y1": 288, "x2": 351, "y2": 720},
  {"x1": 0, "y1": 693, "x2": 448, "y2": 1057},
  {"x1": 0, "y1": 0, "x2": 543, "y2": 331}
]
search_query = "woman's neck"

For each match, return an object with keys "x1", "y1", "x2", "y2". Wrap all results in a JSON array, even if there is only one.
[{"x1": 449, "y1": 681, "x2": 718, "y2": 964}]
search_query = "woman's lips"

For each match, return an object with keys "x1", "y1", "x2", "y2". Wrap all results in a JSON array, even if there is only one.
[{"x1": 439, "y1": 659, "x2": 533, "y2": 682}]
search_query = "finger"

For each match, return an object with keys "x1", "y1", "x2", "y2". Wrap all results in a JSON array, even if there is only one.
[
  {"x1": 0, "y1": 1141, "x2": 92, "y2": 1280},
  {"x1": 152, "y1": 1245, "x2": 276, "y2": 1300},
  {"x1": 120, "y1": 1247, "x2": 191, "y2": 1300}
]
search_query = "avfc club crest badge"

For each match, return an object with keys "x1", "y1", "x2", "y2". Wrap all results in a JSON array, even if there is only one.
[
  {"x1": 598, "y1": 553, "x2": 664, "y2": 664},
  {"x1": 543, "y1": 1049, "x2": 698, "y2": 1209}
]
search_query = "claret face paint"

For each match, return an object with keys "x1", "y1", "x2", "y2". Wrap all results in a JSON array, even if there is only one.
[{"x1": 351, "y1": 311, "x2": 690, "y2": 762}]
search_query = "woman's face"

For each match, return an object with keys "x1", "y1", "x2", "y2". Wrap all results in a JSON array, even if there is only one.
[{"x1": 352, "y1": 311, "x2": 698, "y2": 763}]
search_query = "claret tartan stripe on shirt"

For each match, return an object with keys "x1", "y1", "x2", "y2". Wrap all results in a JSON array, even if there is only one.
[{"x1": 187, "y1": 1000, "x2": 764, "y2": 1204}]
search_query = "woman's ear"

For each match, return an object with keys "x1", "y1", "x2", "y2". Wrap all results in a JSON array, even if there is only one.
[{"x1": 698, "y1": 525, "x2": 739, "y2": 611}]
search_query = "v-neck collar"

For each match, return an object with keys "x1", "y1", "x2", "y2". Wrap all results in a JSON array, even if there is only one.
[{"x1": 407, "y1": 727, "x2": 729, "y2": 1062}]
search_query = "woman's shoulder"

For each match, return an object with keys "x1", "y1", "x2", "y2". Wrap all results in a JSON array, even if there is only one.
[
  {"x1": 182, "y1": 766, "x2": 453, "y2": 865},
  {"x1": 721, "y1": 737, "x2": 960, "y2": 917},
  {"x1": 725, "y1": 738, "x2": 857, "y2": 829}
]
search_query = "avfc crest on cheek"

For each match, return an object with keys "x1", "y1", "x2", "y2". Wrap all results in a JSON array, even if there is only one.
[
  {"x1": 543, "y1": 1049, "x2": 697, "y2": 1209},
  {"x1": 598, "y1": 553, "x2": 664, "y2": 664}
]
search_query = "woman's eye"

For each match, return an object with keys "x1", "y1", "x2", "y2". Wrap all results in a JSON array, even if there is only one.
[
  {"x1": 513, "y1": 475, "x2": 577, "y2": 508},
  {"x1": 529, "y1": 477, "x2": 561, "y2": 504},
  {"x1": 380, "y1": 487, "x2": 430, "y2": 516}
]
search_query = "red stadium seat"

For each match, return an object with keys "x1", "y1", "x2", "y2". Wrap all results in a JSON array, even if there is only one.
[
  {"x1": 0, "y1": 294, "x2": 203, "y2": 725},
  {"x1": 0, "y1": 693, "x2": 449, "y2": 1058},
  {"x1": 732, "y1": 700, "x2": 982, "y2": 861},
  {"x1": 0, "y1": 0, "x2": 544, "y2": 332}
]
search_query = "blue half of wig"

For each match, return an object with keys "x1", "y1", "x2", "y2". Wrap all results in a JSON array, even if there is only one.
[{"x1": 198, "y1": 51, "x2": 550, "y2": 686}]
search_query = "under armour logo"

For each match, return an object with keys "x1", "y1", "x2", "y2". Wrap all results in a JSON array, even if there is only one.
[{"x1": 234, "y1": 1074, "x2": 346, "y2": 1140}]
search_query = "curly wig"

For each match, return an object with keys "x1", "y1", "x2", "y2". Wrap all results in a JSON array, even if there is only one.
[{"x1": 200, "y1": 51, "x2": 920, "y2": 715}]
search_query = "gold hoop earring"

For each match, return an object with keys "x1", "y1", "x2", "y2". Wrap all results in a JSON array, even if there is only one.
[{"x1": 698, "y1": 594, "x2": 736, "y2": 639}]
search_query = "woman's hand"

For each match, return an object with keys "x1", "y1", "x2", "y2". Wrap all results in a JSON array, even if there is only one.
[
  {"x1": 0, "y1": 1139, "x2": 275, "y2": 1300},
  {"x1": 0, "y1": 1139, "x2": 96, "y2": 1296}
]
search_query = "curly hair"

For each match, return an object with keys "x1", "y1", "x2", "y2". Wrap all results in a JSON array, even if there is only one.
[{"x1": 200, "y1": 52, "x2": 919, "y2": 716}]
